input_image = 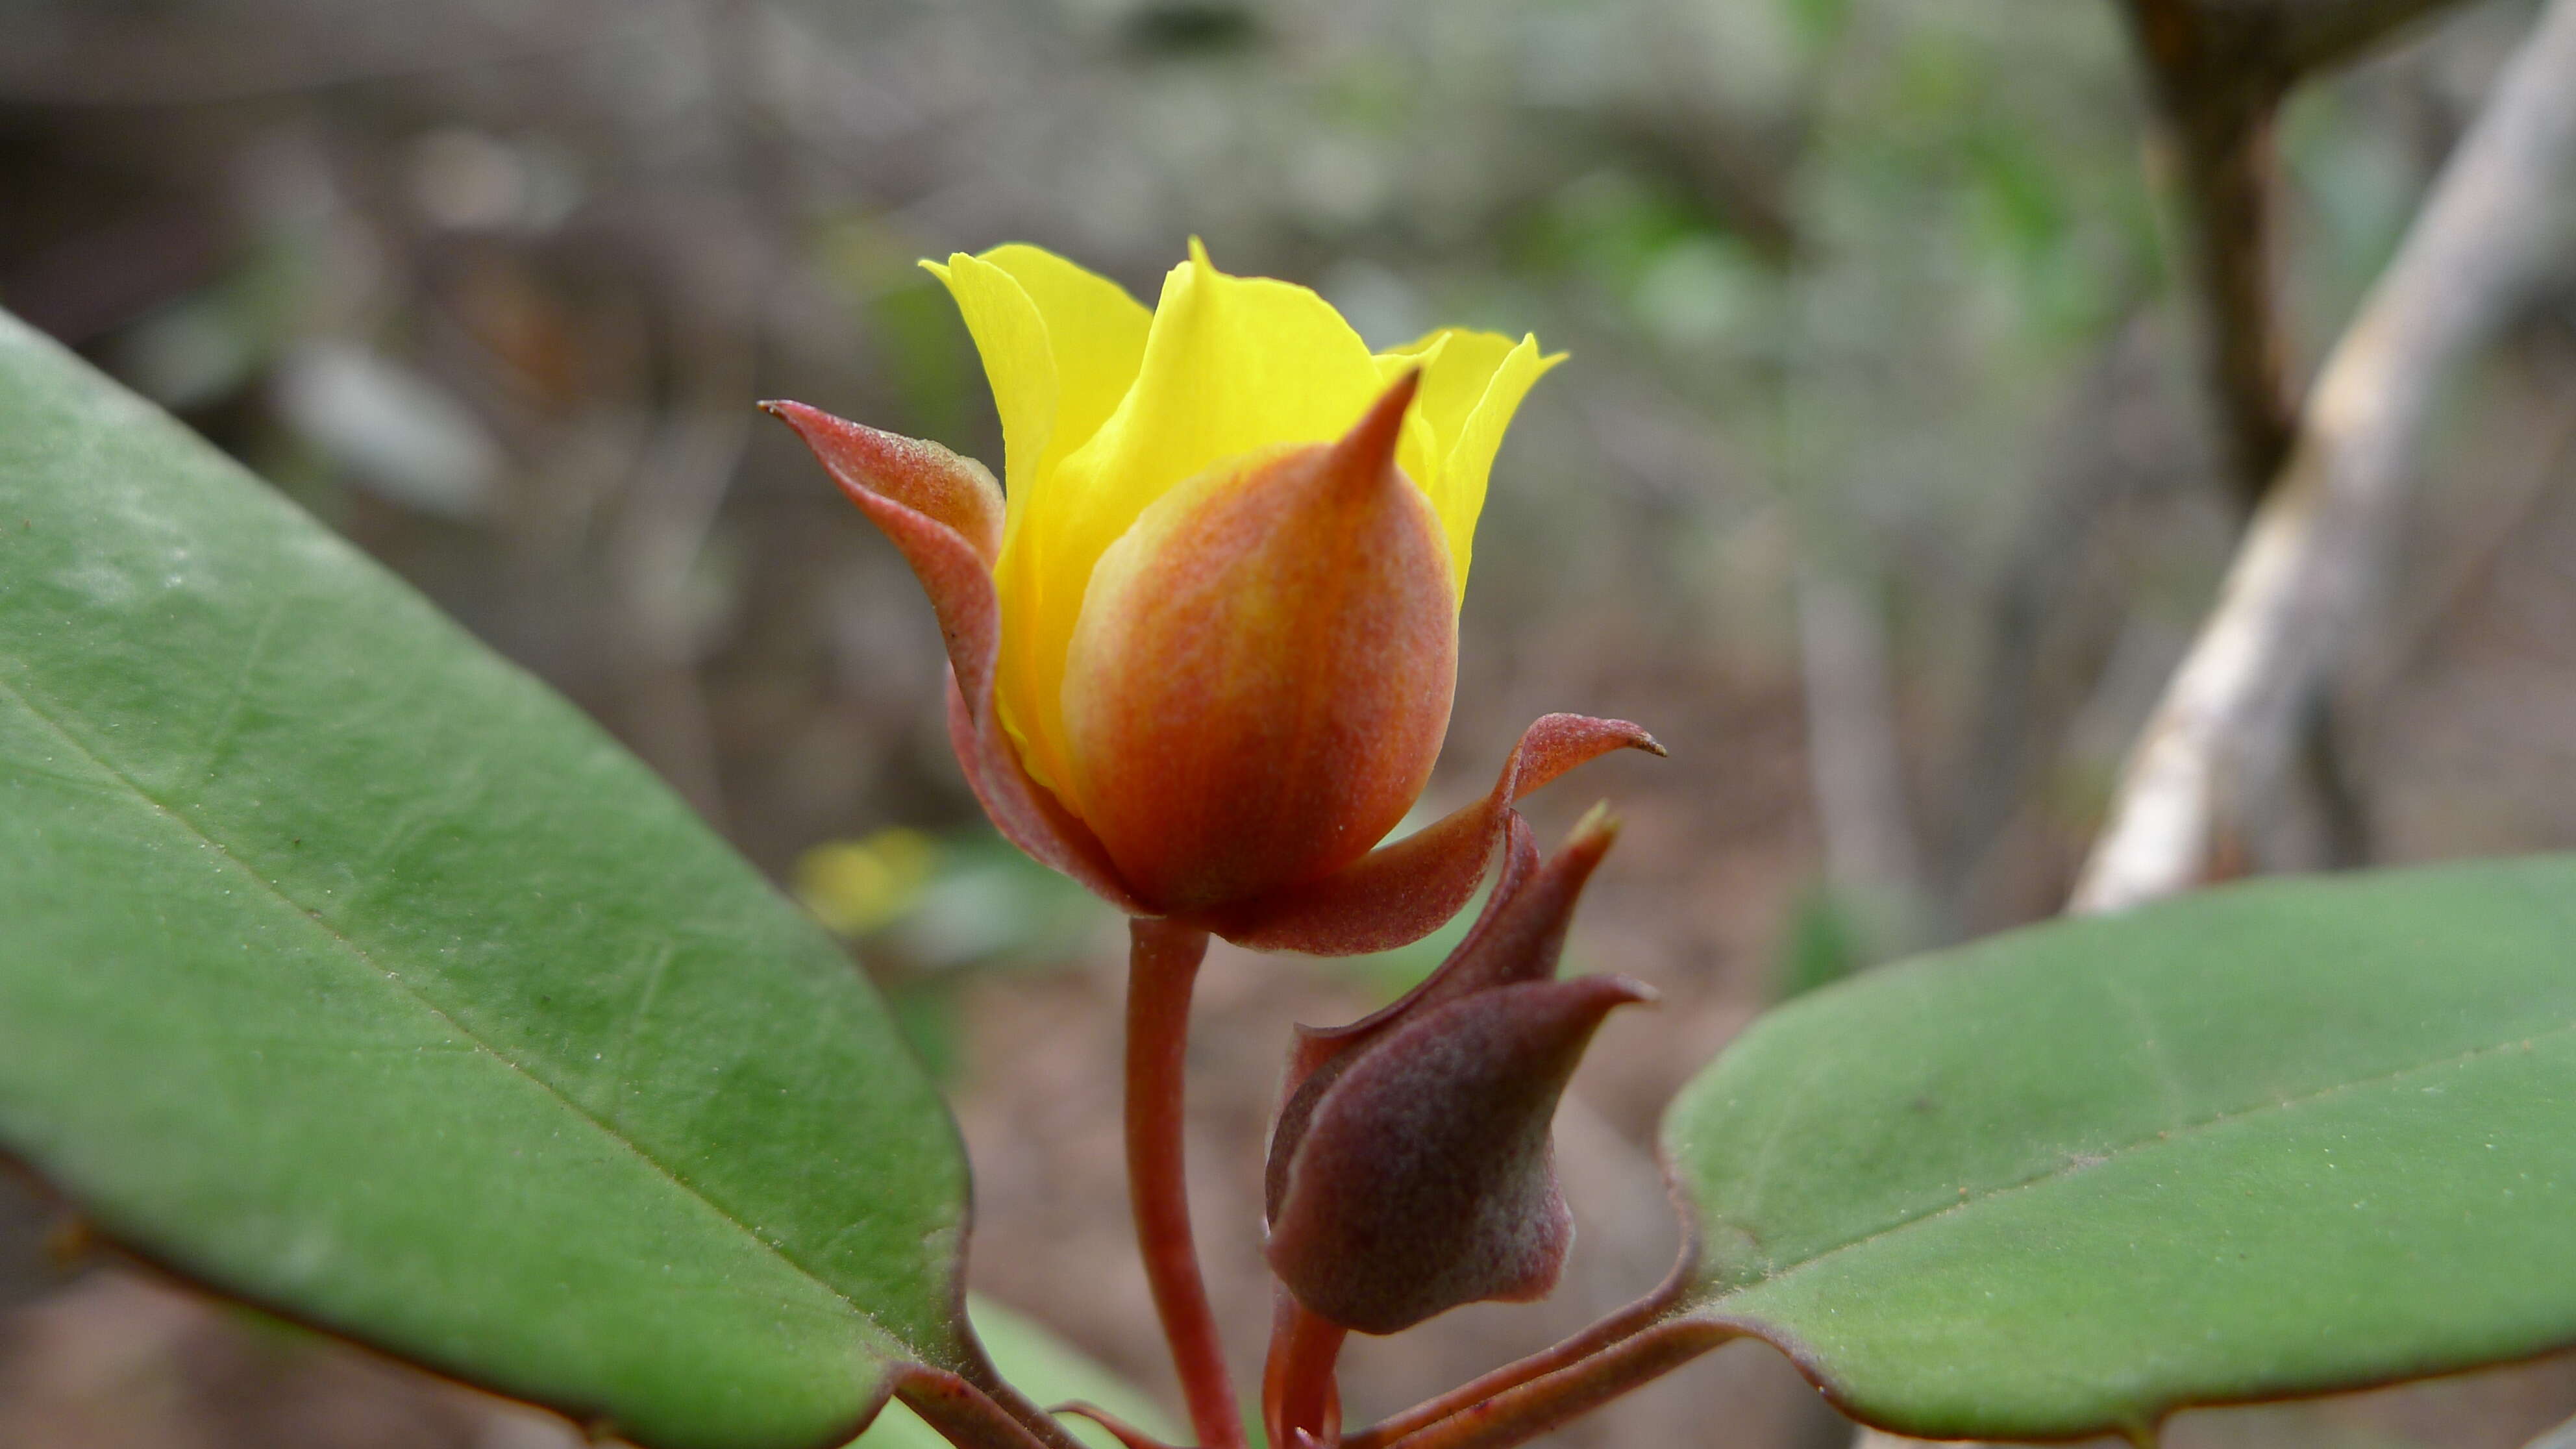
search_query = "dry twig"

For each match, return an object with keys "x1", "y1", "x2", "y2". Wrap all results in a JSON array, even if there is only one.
[
  {"x1": 2122, "y1": 0, "x2": 2471, "y2": 506},
  {"x1": 2074, "y1": 0, "x2": 2576, "y2": 913}
]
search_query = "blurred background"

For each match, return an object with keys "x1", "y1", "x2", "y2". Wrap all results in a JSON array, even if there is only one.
[{"x1": 6, "y1": 0, "x2": 2576, "y2": 1444}]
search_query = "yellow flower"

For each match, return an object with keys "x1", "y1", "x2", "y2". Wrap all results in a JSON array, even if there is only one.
[
  {"x1": 923, "y1": 240, "x2": 1559, "y2": 804},
  {"x1": 767, "y1": 242, "x2": 1655, "y2": 952}
]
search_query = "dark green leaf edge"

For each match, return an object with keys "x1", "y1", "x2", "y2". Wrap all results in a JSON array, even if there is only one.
[{"x1": 1657, "y1": 857, "x2": 2576, "y2": 1443}]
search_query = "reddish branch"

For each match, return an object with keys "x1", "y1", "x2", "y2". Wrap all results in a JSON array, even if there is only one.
[
  {"x1": 1262, "y1": 1298, "x2": 1347, "y2": 1449},
  {"x1": 1343, "y1": 1253, "x2": 1696, "y2": 1449},
  {"x1": 1372, "y1": 1319, "x2": 1737, "y2": 1449},
  {"x1": 1124, "y1": 919, "x2": 1245, "y2": 1449},
  {"x1": 898, "y1": 1366, "x2": 1068, "y2": 1449},
  {"x1": 1057, "y1": 1401, "x2": 1185, "y2": 1449}
]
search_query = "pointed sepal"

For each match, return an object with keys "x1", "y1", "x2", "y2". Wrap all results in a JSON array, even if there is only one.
[
  {"x1": 763, "y1": 401, "x2": 1006, "y2": 565},
  {"x1": 763, "y1": 400, "x2": 1145, "y2": 912},
  {"x1": 1204, "y1": 713, "x2": 1661, "y2": 954}
]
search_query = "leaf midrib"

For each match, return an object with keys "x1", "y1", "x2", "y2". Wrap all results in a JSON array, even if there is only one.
[
  {"x1": 0, "y1": 662, "x2": 910, "y2": 1356},
  {"x1": 1692, "y1": 1013, "x2": 2576, "y2": 1309}
]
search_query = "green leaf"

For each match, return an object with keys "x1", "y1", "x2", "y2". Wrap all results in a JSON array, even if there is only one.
[
  {"x1": 859, "y1": 1296, "x2": 1180, "y2": 1449},
  {"x1": 1662, "y1": 858, "x2": 2576, "y2": 1441},
  {"x1": 0, "y1": 310, "x2": 972, "y2": 1449}
]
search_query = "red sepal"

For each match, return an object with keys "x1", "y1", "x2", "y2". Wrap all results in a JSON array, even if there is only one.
[
  {"x1": 1262, "y1": 810, "x2": 1653, "y2": 1334},
  {"x1": 1204, "y1": 713, "x2": 1661, "y2": 955},
  {"x1": 765, "y1": 401, "x2": 1145, "y2": 913}
]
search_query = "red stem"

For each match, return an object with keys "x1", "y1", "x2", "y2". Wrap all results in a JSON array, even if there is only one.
[
  {"x1": 956, "y1": 1350, "x2": 1095, "y2": 1449},
  {"x1": 1374, "y1": 1319, "x2": 1735, "y2": 1449},
  {"x1": 897, "y1": 1366, "x2": 1061, "y2": 1449},
  {"x1": 1056, "y1": 1401, "x2": 1185, "y2": 1449},
  {"x1": 1343, "y1": 1253, "x2": 1693, "y2": 1449},
  {"x1": 1263, "y1": 1294, "x2": 1348, "y2": 1449},
  {"x1": 1125, "y1": 918, "x2": 1245, "y2": 1449}
]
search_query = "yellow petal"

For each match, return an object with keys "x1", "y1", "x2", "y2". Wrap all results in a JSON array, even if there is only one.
[
  {"x1": 921, "y1": 247, "x2": 1150, "y2": 519},
  {"x1": 974, "y1": 243, "x2": 1152, "y2": 488},
  {"x1": 921, "y1": 252, "x2": 1055, "y2": 503},
  {"x1": 1374, "y1": 332, "x2": 1450, "y2": 507},
  {"x1": 1003, "y1": 239, "x2": 1385, "y2": 789},
  {"x1": 1380, "y1": 330, "x2": 1561, "y2": 599},
  {"x1": 1382, "y1": 328, "x2": 1516, "y2": 471},
  {"x1": 924, "y1": 246, "x2": 1150, "y2": 795},
  {"x1": 1063, "y1": 238, "x2": 1383, "y2": 519}
]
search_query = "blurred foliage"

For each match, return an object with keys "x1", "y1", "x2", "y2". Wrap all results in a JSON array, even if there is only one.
[
  {"x1": 796, "y1": 828, "x2": 1102, "y2": 1080},
  {"x1": 796, "y1": 823, "x2": 1530, "y2": 1069},
  {"x1": 799, "y1": 828, "x2": 947, "y2": 938},
  {"x1": 1768, "y1": 882, "x2": 1876, "y2": 1003}
]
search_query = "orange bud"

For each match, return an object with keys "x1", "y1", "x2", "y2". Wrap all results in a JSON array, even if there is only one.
[
  {"x1": 1058, "y1": 375, "x2": 1457, "y2": 913},
  {"x1": 773, "y1": 244, "x2": 1652, "y2": 948}
]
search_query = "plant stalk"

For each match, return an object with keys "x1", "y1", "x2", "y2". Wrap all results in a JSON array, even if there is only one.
[
  {"x1": 1343, "y1": 1251, "x2": 1693, "y2": 1449},
  {"x1": 1263, "y1": 1293, "x2": 1347, "y2": 1448},
  {"x1": 898, "y1": 1365, "x2": 1062, "y2": 1449},
  {"x1": 1125, "y1": 918, "x2": 1244, "y2": 1449},
  {"x1": 1374, "y1": 1318, "x2": 1735, "y2": 1449}
]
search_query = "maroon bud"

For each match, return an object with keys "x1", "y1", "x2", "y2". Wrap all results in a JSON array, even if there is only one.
[
  {"x1": 1262, "y1": 808, "x2": 1653, "y2": 1335},
  {"x1": 1265, "y1": 975, "x2": 1653, "y2": 1335}
]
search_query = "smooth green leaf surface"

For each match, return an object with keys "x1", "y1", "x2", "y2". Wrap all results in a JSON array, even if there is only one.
[
  {"x1": 858, "y1": 1296, "x2": 1180, "y2": 1449},
  {"x1": 1665, "y1": 857, "x2": 2576, "y2": 1441},
  {"x1": 0, "y1": 310, "x2": 971, "y2": 1449}
]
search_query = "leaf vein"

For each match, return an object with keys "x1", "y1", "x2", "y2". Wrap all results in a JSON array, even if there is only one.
[
  {"x1": 1703, "y1": 1014, "x2": 2576, "y2": 1304},
  {"x1": 0, "y1": 665, "x2": 908, "y2": 1352}
]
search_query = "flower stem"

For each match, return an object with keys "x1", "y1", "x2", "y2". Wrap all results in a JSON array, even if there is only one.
[
  {"x1": 1056, "y1": 1401, "x2": 1185, "y2": 1449},
  {"x1": 1342, "y1": 1258, "x2": 1692, "y2": 1449},
  {"x1": 1262, "y1": 1293, "x2": 1347, "y2": 1448},
  {"x1": 898, "y1": 1365, "x2": 1062, "y2": 1449},
  {"x1": 1371, "y1": 1319, "x2": 1735, "y2": 1449},
  {"x1": 1125, "y1": 918, "x2": 1244, "y2": 1449},
  {"x1": 958, "y1": 1348, "x2": 1096, "y2": 1449}
]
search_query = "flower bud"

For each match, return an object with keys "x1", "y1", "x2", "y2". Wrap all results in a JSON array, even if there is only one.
[
  {"x1": 1059, "y1": 376, "x2": 1457, "y2": 913},
  {"x1": 773, "y1": 242, "x2": 1661, "y2": 954},
  {"x1": 1264, "y1": 810, "x2": 1654, "y2": 1334}
]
